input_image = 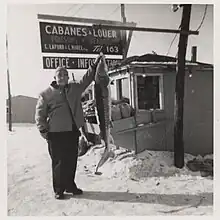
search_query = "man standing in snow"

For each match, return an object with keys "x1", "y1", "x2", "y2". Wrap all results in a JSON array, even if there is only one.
[{"x1": 35, "y1": 53, "x2": 104, "y2": 200}]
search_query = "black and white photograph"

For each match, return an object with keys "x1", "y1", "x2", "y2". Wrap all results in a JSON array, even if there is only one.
[{"x1": 5, "y1": 2, "x2": 214, "y2": 216}]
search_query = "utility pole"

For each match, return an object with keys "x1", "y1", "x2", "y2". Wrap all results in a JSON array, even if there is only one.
[
  {"x1": 174, "y1": 5, "x2": 192, "y2": 168},
  {"x1": 120, "y1": 4, "x2": 136, "y2": 59},
  {"x1": 6, "y1": 35, "x2": 12, "y2": 131},
  {"x1": 121, "y1": 4, "x2": 127, "y2": 60}
]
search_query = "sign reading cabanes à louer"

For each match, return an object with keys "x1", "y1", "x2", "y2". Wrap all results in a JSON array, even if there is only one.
[{"x1": 39, "y1": 22, "x2": 123, "y2": 55}]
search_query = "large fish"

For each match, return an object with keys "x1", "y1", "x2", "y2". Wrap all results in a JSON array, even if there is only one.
[{"x1": 94, "y1": 53, "x2": 115, "y2": 174}]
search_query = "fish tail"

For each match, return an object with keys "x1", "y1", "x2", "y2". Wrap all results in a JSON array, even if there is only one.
[{"x1": 95, "y1": 147, "x2": 115, "y2": 172}]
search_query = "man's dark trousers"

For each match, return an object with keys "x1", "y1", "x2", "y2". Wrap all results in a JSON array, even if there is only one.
[{"x1": 47, "y1": 128, "x2": 80, "y2": 194}]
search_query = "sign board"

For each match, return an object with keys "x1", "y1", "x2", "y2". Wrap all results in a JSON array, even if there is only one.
[
  {"x1": 43, "y1": 56, "x2": 121, "y2": 69},
  {"x1": 39, "y1": 22, "x2": 123, "y2": 55}
]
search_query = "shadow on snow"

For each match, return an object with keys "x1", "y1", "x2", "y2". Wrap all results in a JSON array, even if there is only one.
[{"x1": 64, "y1": 191, "x2": 213, "y2": 206}]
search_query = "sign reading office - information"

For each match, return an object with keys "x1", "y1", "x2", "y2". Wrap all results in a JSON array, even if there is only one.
[
  {"x1": 39, "y1": 22, "x2": 123, "y2": 55},
  {"x1": 43, "y1": 56, "x2": 121, "y2": 69}
]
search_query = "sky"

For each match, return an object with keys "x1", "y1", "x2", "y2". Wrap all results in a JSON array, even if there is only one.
[{"x1": 7, "y1": 3, "x2": 213, "y2": 98}]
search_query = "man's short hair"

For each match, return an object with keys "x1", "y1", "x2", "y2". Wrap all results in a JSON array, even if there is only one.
[{"x1": 54, "y1": 66, "x2": 68, "y2": 76}]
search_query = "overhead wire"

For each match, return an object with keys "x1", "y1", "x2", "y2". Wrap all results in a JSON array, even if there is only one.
[
  {"x1": 62, "y1": 4, "x2": 207, "y2": 59},
  {"x1": 173, "y1": 5, "x2": 208, "y2": 59},
  {"x1": 196, "y1": 4, "x2": 208, "y2": 31},
  {"x1": 106, "y1": 5, "x2": 120, "y2": 19},
  {"x1": 165, "y1": 22, "x2": 181, "y2": 57},
  {"x1": 63, "y1": 5, "x2": 76, "y2": 16},
  {"x1": 166, "y1": 33, "x2": 179, "y2": 56},
  {"x1": 72, "y1": 4, "x2": 84, "y2": 16}
]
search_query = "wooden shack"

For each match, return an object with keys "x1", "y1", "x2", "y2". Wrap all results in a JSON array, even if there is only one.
[{"x1": 105, "y1": 53, "x2": 213, "y2": 156}]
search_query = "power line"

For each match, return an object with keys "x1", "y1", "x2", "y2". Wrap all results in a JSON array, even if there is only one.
[
  {"x1": 72, "y1": 4, "x2": 84, "y2": 16},
  {"x1": 166, "y1": 33, "x2": 178, "y2": 56},
  {"x1": 63, "y1": 5, "x2": 75, "y2": 16},
  {"x1": 165, "y1": 24, "x2": 181, "y2": 56},
  {"x1": 196, "y1": 4, "x2": 208, "y2": 31},
  {"x1": 106, "y1": 5, "x2": 120, "y2": 19},
  {"x1": 171, "y1": 5, "x2": 208, "y2": 58}
]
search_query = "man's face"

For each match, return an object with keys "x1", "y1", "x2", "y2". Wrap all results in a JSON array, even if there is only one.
[{"x1": 54, "y1": 68, "x2": 69, "y2": 86}]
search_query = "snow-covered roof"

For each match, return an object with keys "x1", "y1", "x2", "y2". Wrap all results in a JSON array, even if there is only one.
[{"x1": 108, "y1": 53, "x2": 213, "y2": 74}]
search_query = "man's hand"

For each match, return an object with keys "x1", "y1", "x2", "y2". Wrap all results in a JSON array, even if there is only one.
[{"x1": 93, "y1": 52, "x2": 104, "y2": 67}]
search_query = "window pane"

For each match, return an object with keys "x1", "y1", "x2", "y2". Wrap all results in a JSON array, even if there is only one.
[
  {"x1": 121, "y1": 78, "x2": 130, "y2": 104},
  {"x1": 115, "y1": 78, "x2": 130, "y2": 104},
  {"x1": 137, "y1": 75, "x2": 160, "y2": 110}
]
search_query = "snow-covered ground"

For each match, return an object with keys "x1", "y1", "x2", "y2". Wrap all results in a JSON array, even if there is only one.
[{"x1": 7, "y1": 124, "x2": 213, "y2": 216}]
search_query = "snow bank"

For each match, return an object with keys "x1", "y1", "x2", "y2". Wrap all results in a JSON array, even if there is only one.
[{"x1": 81, "y1": 144, "x2": 212, "y2": 180}]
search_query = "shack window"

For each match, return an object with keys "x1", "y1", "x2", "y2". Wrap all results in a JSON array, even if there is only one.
[
  {"x1": 116, "y1": 77, "x2": 130, "y2": 104},
  {"x1": 137, "y1": 75, "x2": 163, "y2": 110}
]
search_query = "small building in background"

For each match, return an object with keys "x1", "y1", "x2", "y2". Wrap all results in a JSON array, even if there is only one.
[{"x1": 6, "y1": 95, "x2": 38, "y2": 123}]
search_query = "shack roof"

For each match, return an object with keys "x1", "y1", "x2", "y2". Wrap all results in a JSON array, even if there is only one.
[{"x1": 109, "y1": 53, "x2": 213, "y2": 74}]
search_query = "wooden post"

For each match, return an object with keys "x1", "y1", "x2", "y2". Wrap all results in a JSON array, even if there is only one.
[
  {"x1": 121, "y1": 4, "x2": 127, "y2": 60},
  {"x1": 124, "y1": 25, "x2": 136, "y2": 58},
  {"x1": 6, "y1": 35, "x2": 12, "y2": 131},
  {"x1": 7, "y1": 70, "x2": 12, "y2": 132},
  {"x1": 174, "y1": 5, "x2": 192, "y2": 168},
  {"x1": 132, "y1": 72, "x2": 138, "y2": 154},
  {"x1": 120, "y1": 4, "x2": 136, "y2": 59}
]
